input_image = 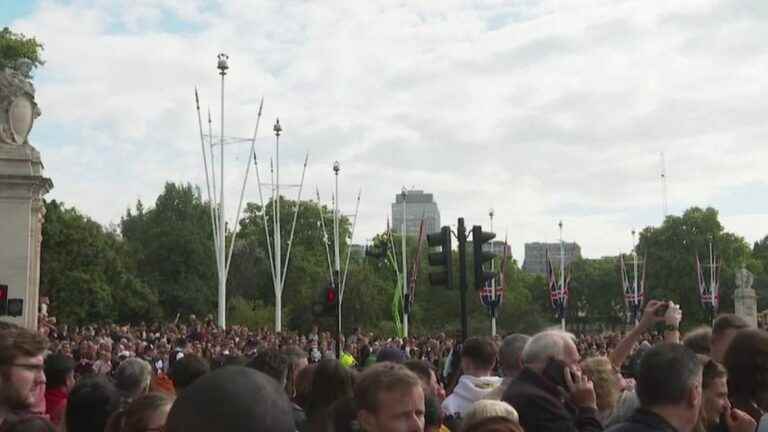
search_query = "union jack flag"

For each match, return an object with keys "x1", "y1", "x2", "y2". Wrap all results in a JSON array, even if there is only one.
[{"x1": 546, "y1": 250, "x2": 568, "y2": 320}]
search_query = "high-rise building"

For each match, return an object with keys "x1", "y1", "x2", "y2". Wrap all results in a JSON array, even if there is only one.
[
  {"x1": 391, "y1": 190, "x2": 441, "y2": 236},
  {"x1": 522, "y1": 242, "x2": 582, "y2": 274}
]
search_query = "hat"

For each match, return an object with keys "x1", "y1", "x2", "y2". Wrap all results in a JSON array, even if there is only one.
[{"x1": 376, "y1": 347, "x2": 407, "y2": 364}]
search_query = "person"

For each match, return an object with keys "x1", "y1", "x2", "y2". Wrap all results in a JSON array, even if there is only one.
[
  {"x1": 355, "y1": 362, "x2": 425, "y2": 432},
  {"x1": 404, "y1": 359, "x2": 446, "y2": 401},
  {"x1": 114, "y1": 358, "x2": 152, "y2": 405},
  {"x1": 65, "y1": 376, "x2": 122, "y2": 432},
  {"x1": 696, "y1": 357, "x2": 751, "y2": 432},
  {"x1": 105, "y1": 392, "x2": 174, "y2": 432},
  {"x1": 486, "y1": 334, "x2": 530, "y2": 400},
  {"x1": 43, "y1": 353, "x2": 75, "y2": 426},
  {"x1": 461, "y1": 400, "x2": 523, "y2": 432},
  {"x1": 683, "y1": 327, "x2": 712, "y2": 356},
  {"x1": 710, "y1": 315, "x2": 748, "y2": 364},
  {"x1": 305, "y1": 359, "x2": 356, "y2": 432},
  {"x1": 502, "y1": 330, "x2": 602, "y2": 432},
  {"x1": 165, "y1": 366, "x2": 295, "y2": 432},
  {"x1": 282, "y1": 345, "x2": 309, "y2": 399},
  {"x1": 723, "y1": 328, "x2": 768, "y2": 423},
  {"x1": 0, "y1": 416, "x2": 57, "y2": 432},
  {"x1": 606, "y1": 343, "x2": 754, "y2": 432},
  {"x1": 169, "y1": 353, "x2": 209, "y2": 394},
  {"x1": 0, "y1": 327, "x2": 47, "y2": 427},
  {"x1": 442, "y1": 337, "x2": 503, "y2": 425},
  {"x1": 247, "y1": 348, "x2": 306, "y2": 431}
]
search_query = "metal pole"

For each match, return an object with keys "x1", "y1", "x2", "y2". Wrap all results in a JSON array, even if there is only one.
[
  {"x1": 490, "y1": 209, "x2": 496, "y2": 337},
  {"x1": 402, "y1": 188, "x2": 408, "y2": 338},
  {"x1": 273, "y1": 119, "x2": 282, "y2": 332},
  {"x1": 632, "y1": 229, "x2": 638, "y2": 326},
  {"x1": 458, "y1": 217, "x2": 469, "y2": 341},
  {"x1": 217, "y1": 53, "x2": 228, "y2": 329},
  {"x1": 333, "y1": 162, "x2": 342, "y2": 358},
  {"x1": 559, "y1": 220, "x2": 565, "y2": 331}
]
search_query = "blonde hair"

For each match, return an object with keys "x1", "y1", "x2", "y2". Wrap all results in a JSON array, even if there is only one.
[
  {"x1": 461, "y1": 400, "x2": 519, "y2": 431},
  {"x1": 580, "y1": 356, "x2": 620, "y2": 412}
]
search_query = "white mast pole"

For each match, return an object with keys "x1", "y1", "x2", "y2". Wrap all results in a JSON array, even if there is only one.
[
  {"x1": 216, "y1": 53, "x2": 228, "y2": 329},
  {"x1": 632, "y1": 229, "x2": 639, "y2": 326},
  {"x1": 490, "y1": 209, "x2": 496, "y2": 337},
  {"x1": 401, "y1": 188, "x2": 408, "y2": 338},
  {"x1": 273, "y1": 119, "x2": 283, "y2": 332},
  {"x1": 333, "y1": 161, "x2": 342, "y2": 356},
  {"x1": 559, "y1": 220, "x2": 565, "y2": 331}
]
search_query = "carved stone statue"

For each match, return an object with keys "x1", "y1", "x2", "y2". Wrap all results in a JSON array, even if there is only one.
[
  {"x1": 734, "y1": 266, "x2": 757, "y2": 328},
  {"x1": 0, "y1": 60, "x2": 41, "y2": 147}
]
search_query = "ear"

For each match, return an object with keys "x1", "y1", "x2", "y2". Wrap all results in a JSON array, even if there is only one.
[
  {"x1": 687, "y1": 382, "x2": 702, "y2": 410},
  {"x1": 358, "y1": 409, "x2": 377, "y2": 432}
]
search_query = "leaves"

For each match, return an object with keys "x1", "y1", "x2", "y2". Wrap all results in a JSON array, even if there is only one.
[{"x1": 0, "y1": 27, "x2": 44, "y2": 77}]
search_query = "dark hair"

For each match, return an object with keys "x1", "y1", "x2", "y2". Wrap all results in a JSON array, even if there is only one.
[
  {"x1": 0, "y1": 327, "x2": 47, "y2": 367},
  {"x1": 701, "y1": 357, "x2": 727, "y2": 390},
  {"x1": 355, "y1": 362, "x2": 421, "y2": 413},
  {"x1": 294, "y1": 363, "x2": 316, "y2": 409},
  {"x1": 636, "y1": 343, "x2": 702, "y2": 408},
  {"x1": 329, "y1": 396, "x2": 358, "y2": 432},
  {"x1": 713, "y1": 314, "x2": 748, "y2": 336},
  {"x1": 723, "y1": 329, "x2": 768, "y2": 400},
  {"x1": 247, "y1": 349, "x2": 288, "y2": 386},
  {"x1": 105, "y1": 393, "x2": 174, "y2": 432},
  {"x1": 65, "y1": 376, "x2": 122, "y2": 432},
  {"x1": 0, "y1": 416, "x2": 57, "y2": 432},
  {"x1": 425, "y1": 394, "x2": 443, "y2": 428},
  {"x1": 461, "y1": 337, "x2": 498, "y2": 371},
  {"x1": 170, "y1": 354, "x2": 209, "y2": 392},
  {"x1": 404, "y1": 359, "x2": 434, "y2": 385},
  {"x1": 499, "y1": 334, "x2": 530, "y2": 376},
  {"x1": 44, "y1": 353, "x2": 75, "y2": 389},
  {"x1": 683, "y1": 327, "x2": 712, "y2": 355},
  {"x1": 306, "y1": 359, "x2": 355, "y2": 421}
]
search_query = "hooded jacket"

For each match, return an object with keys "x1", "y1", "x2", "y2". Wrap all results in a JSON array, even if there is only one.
[{"x1": 442, "y1": 375, "x2": 503, "y2": 420}]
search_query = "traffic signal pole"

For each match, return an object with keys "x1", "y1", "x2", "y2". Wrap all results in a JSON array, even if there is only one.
[{"x1": 458, "y1": 217, "x2": 468, "y2": 342}]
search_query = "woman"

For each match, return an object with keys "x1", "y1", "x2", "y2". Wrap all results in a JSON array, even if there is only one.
[
  {"x1": 724, "y1": 328, "x2": 768, "y2": 422},
  {"x1": 105, "y1": 392, "x2": 175, "y2": 432},
  {"x1": 304, "y1": 359, "x2": 356, "y2": 432}
]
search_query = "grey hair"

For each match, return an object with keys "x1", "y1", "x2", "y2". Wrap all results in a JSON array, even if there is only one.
[
  {"x1": 522, "y1": 330, "x2": 576, "y2": 365},
  {"x1": 114, "y1": 358, "x2": 153, "y2": 398}
]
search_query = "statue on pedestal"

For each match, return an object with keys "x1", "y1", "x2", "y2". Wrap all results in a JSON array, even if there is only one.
[{"x1": 734, "y1": 266, "x2": 757, "y2": 328}]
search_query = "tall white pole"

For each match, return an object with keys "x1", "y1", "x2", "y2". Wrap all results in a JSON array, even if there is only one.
[
  {"x1": 333, "y1": 162, "x2": 342, "y2": 356},
  {"x1": 559, "y1": 220, "x2": 565, "y2": 331},
  {"x1": 401, "y1": 188, "x2": 408, "y2": 338},
  {"x1": 273, "y1": 119, "x2": 283, "y2": 332},
  {"x1": 632, "y1": 229, "x2": 638, "y2": 326},
  {"x1": 661, "y1": 152, "x2": 668, "y2": 220},
  {"x1": 489, "y1": 209, "x2": 496, "y2": 337},
  {"x1": 216, "y1": 54, "x2": 228, "y2": 329}
]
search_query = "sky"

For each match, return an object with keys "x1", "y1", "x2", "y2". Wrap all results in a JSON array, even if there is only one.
[{"x1": 4, "y1": 0, "x2": 768, "y2": 260}]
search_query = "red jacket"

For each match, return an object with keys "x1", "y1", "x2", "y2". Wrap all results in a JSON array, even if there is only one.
[{"x1": 45, "y1": 387, "x2": 68, "y2": 426}]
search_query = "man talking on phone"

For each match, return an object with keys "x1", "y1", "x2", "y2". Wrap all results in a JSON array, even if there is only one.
[{"x1": 503, "y1": 330, "x2": 603, "y2": 432}]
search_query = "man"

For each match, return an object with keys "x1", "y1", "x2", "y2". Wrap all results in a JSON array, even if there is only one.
[
  {"x1": 44, "y1": 353, "x2": 76, "y2": 426},
  {"x1": 247, "y1": 348, "x2": 306, "y2": 431},
  {"x1": 356, "y1": 362, "x2": 426, "y2": 432},
  {"x1": 0, "y1": 326, "x2": 47, "y2": 427},
  {"x1": 65, "y1": 376, "x2": 122, "y2": 432},
  {"x1": 486, "y1": 334, "x2": 530, "y2": 400},
  {"x1": 697, "y1": 358, "x2": 755, "y2": 432},
  {"x1": 114, "y1": 357, "x2": 152, "y2": 403},
  {"x1": 404, "y1": 359, "x2": 446, "y2": 402},
  {"x1": 169, "y1": 353, "x2": 210, "y2": 394},
  {"x1": 710, "y1": 315, "x2": 748, "y2": 364},
  {"x1": 442, "y1": 337, "x2": 502, "y2": 426},
  {"x1": 503, "y1": 330, "x2": 602, "y2": 432}
]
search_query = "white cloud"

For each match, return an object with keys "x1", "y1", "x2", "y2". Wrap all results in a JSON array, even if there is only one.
[{"x1": 12, "y1": 0, "x2": 768, "y2": 260}]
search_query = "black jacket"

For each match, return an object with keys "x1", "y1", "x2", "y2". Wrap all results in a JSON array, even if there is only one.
[
  {"x1": 503, "y1": 367, "x2": 603, "y2": 432},
  {"x1": 605, "y1": 409, "x2": 679, "y2": 432}
]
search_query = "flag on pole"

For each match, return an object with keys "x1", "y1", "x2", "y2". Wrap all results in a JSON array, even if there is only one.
[
  {"x1": 619, "y1": 254, "x2": 645, "y2": 322},
  {"x1": 407, "y1": 218, "x2": 426, "y2": 311},
  {"x1": 546, "y1": 250, "x2": 565, "y2": 320},
  {"x1": 696, "y1": 253, "x2": 720, "y2": 315}
]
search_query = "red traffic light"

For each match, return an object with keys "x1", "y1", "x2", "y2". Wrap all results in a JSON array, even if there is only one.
[
  {"x1": 0, "y1": 285, "x2": 7, "y2": 301},
  {"x1": 326, "y1": 287, "x2": 337, "y2": 304}
]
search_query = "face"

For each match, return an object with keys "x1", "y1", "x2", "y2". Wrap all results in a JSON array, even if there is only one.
[
  {"x1": 360, "y1": 385, "x2": 425, "y2": 432},
  {"x1": 0, "y1": 354, "x2": 46, "y2": 411},
  {"x1": 562, "y1": 340, "x2": 582, "y2": 371},
  {"x1": 429, "y1": 370, "x2": 446, "y2": 402},
  {"x1": 702, "y1": 377, "x2": 729, "y2": 426}
]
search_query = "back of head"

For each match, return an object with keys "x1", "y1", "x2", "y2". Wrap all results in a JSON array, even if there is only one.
[
  {"x1": 723, "y1": 328, "x2": 768, "y2": 399},
  {"x1": 461, "y1": 337, "x2": 498, "y2": 372},
  {"x1": 522, "y1": 330, "x2": 574, "y2": 367},
  {"x1": 247, "y1": 348, "x2": 288, "y2": 386},
  {"x1": 44, "y1": 353, "x2": 75, "y2": 389},
  {"x1": 306, "y1": 359, "x2": 355, "y2": 417},
  {"x1": 581, "y1": 356, "x2": 619, "y2": 411},
  {"x1": 377, "y1": 347, "x2": 407, "y2": 364},
  {"x1": 683, "y1": 327, "x2": 712, "y2": 355},
  {"x1": 461, "y1": 400, "x2": 521, "y2": 432},
  {"x1": 499, "y1": 334, "x2": 530, "y2": 377},
  {"x1": 0, "y1": 327, "x2": 47, "y2": 366},
  {"x1": 355, "y1": 362, "x2": 422, "y2": 414},
  {"x1": 105, "y1": 392, "x2": 174, "y2": 432},
  {"x1": 636, "y1": 343, "x2": 702, "y2": 409},
  {"x1": 169, "y1": 354, "x2": 209, "y2": 393},
  {"x1": 114, "y1": 358, "x2": 152, "y2": 400},
  {"x1": 0, "y1": 416, "x2": 57, "y2": 432},
  {"x1": 713, "y1": 314, "x2": 748, "y2": 337},
  {"x1": 404, "y1": 359, "x2": 434, "y2": 387},
  {"x1": 66, "y1": 376, "x2": 121, "y2": 432},
  {"x1": 166, "y1": 366, "x2": 294, "y2": 432}
]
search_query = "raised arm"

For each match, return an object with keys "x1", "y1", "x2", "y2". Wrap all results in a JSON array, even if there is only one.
[{"x1": 608, "y1": 300, "x2": 665, "y2": 369}]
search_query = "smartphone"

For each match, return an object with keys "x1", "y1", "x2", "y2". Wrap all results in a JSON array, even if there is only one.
[{"x1": 543, "y1": 358, "x2": 571, "y2": 389}]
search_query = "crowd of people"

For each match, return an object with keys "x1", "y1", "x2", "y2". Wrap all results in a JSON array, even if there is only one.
[{"x1": 1, "y1": 299, "x2": 767, "y2": 432}]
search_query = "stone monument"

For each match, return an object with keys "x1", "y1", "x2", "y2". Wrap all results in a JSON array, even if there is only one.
[
  {"x1": 0, "y1": 59, "x2": 52, "y2": 330},
  {"x1": 734, "y1": 266, "x2": 757, "y2": 328}
]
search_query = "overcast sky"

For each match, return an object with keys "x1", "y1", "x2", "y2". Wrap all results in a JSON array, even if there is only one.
[{"x1": 5, "y1": 0, "x2": 768, "y2": 260}]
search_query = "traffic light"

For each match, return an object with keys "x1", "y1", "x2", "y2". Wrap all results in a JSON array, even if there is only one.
[
  {"x1": 312, "y1": 283, "x2": 338, "y2": 317},
  {"x1": 472, "y1": 225, "x2": 497, "y2": 290},
  {"x1": 427, "y1": 226, "x2": 453, "y2": 289},
  {"x1": 0, "y1": 285, "x2": 7, "y2": 316}
]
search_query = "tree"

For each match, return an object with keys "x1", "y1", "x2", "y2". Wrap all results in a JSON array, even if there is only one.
[{"x1": 0, "y1": 27, "x2": 44, "y2": 77}]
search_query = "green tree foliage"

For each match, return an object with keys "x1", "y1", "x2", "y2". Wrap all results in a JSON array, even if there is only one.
[{"x1": 0, "y1": 27, "x2": 44, "y2": 76}]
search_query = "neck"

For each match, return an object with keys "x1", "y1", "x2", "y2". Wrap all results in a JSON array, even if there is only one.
[
  {"x1": 464, "y1": 368, "x2": 492, "y2": 378},
  {"x1": 649, "y1": 406, "x2": 694, "y2": 432}
]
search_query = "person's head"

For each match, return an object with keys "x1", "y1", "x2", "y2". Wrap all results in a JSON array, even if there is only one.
[
  {"x1": 169, "y1": 354, "x2": 209, "y2": 394},
  {"x1": 636, "y1": 343, "x2": 702, "y2": 430},
  {"x1": 522, "y1": 330, "x2": 579, "y2": 373},
  {"x1": 105, "y1": 392, "x2": 174, "y2": 432},
  {"x1": 355, "y1": 362, "x2": 425, "y2": 432},
  {"x1": 460, "y1": 400, "x2": 522, "y2": 432},
  {"x1": 683, "y1": 326, "x2": 712, "y2": 356},
  {"x1": 461, "y1": 337, "x2": 498, "y2": 378},
  {"x1": 66, "y1": 376, "x2": 122, "y2": 432},
  {"x1": 44, "y1": 353, "x2": 76, "y2": 392},
  {"x1": 0, "y1": 416, "x2": 57, "y2": 432},
  {"x1": 498, "y1": 334, "x2": 529, "y2": 379},
  {"x1": 700, "y1": 357, "x2": 728, "y2": 429},
  {"x1": 281, "y1": 345, "x2": 309, "y2": 391},
  {"x1": 247, "y1": 348, "x2": 288, "y2": 387},
  {"x1": 581, "y1": 356, "x2": 620, "y2": 413},
  {"x1": 306, "y1": 359, "x2": 356, "y2": 419},
  {"x1": 114, "y1": 358, "x2": 152, "y2": 401},
  {"x1": 166, "y1": 367, "x2": 295, "y2": 432},
  {"x1": 377, "y1": 347, "x2": 407, "y2": 364},
  {"x1": 723, "y1": 328, "x2": 768, "y2": 404},
  {"x1": 711, "y1": 314, "x2": 748, "y2": 362},
  {"x1": 0, "y1": 327, "x2": 47, "y2": 412},
  {"x1": 404, "y1": 359, "x2": 445, "y2": 401},
  {"x1": 294, "y1": 363, "x2": 316, "y2": 408},
  {"x1": 424, "y1": 394, "x2": 444, "y2": 432}
]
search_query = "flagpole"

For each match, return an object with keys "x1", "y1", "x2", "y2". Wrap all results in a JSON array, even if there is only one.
[
  {"x1": 489, "y1": 209, "x2": 496, "y2": 337},
  {"x1": 632, "y1": 229, "x2": 639, "y2": 326},
  {"x1": 559, "y1": 220, "x2": 565, "y2": 331},
  {"x1": 401, "y1": 187, "x2": 409, "y2": 338},
  {"x1": 333, "y1": 161, "x2": 342, "y2": 357},
  {"x1": 216, "y1": 53, "x2": 228, "y2": 329}
]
